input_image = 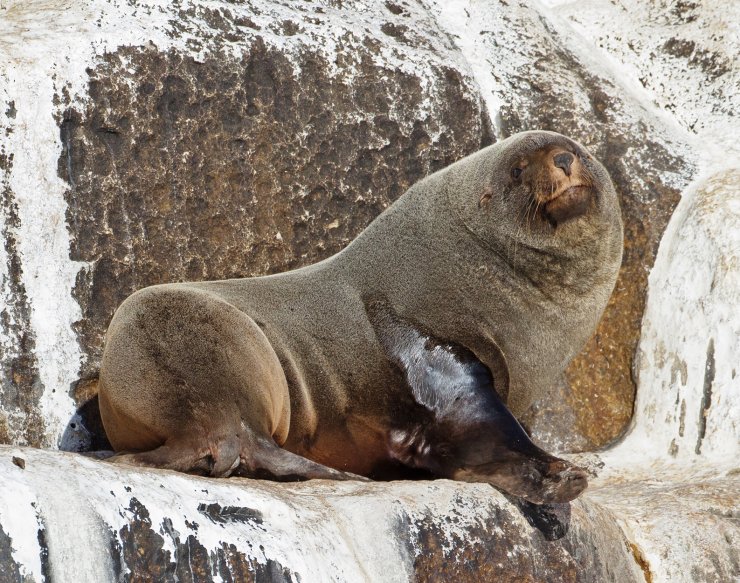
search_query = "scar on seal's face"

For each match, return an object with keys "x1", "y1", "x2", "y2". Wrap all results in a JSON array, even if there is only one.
[{"x1": 97, "y1": 130, "x2": 623, "y2": 505}]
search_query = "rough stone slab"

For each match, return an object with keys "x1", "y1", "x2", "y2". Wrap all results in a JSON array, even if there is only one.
[
  {"x1": 3, "y1": 0, "x2": 735, "y2": 451},
  {"x1": 0, "y1": 446, "x2": 647, "y2": 583},
  {"x1": 623, "y1": 169, "x2": 740, "y2": 465},
  {"x1": 590, "y1": 476, "x2": 740, "y2": 583},
  {"x1": 425, "y1": 0, "x2": 703, "y2": 449},
  {"x1": 546, "y1": 0, "x2": 738, "y2": 139},
  {"x1": 574, "y1": 167, "x2": 740, "y2": 583},
  {"x1": 0, "y1": 0, "x2": 493, "y2": 450},
  {"x1": 2, "y1": 446, "x2": 737, "y2": 583}
]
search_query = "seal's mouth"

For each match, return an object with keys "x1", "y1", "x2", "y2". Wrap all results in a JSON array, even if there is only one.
[
  {"x1": 542, "y1": 183, "x2": 588, "y2": 203},
  {"x1": 543, "y1": 184, "x2": 593, "y2": 226}
]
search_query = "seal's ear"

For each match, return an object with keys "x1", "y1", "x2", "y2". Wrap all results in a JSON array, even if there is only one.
[{"x1": 478, "y1": 187, "x2": 494, "y2": 208}]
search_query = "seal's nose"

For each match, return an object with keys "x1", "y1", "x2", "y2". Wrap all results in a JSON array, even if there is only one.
[{"x1": 553, "y1": 152, "x2": 574, "y2": 176}]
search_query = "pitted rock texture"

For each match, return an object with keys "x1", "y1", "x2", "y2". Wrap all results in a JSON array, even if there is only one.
[
  {"x1": 51, "y1": 0, "x2": 668, "y2": 452},
  {"x1": 0, "y1": 0, "x2": 496, "y2": 448},
  {"x1": 0, "y1": 137, "x2": 46, "y2": 447},
  {"x1": 111, "y1": 497, "x2": 295, "y2": 583},
  {"x1": 0, "y1": 522, "x2": 24, "y2": 583},
  {"x1": 404, "y1": 497, "x2": 642, "y2": 582},
  {"x1": 2, "y1": 446, "x2": 736, "y2": 582},
  {"x1": 59, "y1": 40, "x2": 491, "y2": 392},
  {"x1": 0, "y1": 0, "x2": 734, "y2": 453},
  {"x1": 0, "y1": 447, "x2": 650, "y2": 583}
]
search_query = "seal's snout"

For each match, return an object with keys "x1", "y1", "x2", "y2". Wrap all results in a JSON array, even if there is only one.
[
  {"x1": 543, "y1": 185, "x2": 593, "y2": 226},
  {"x1": 513, "y1": 142, "x2": 596, "y2": 228},
  {"x1": 541, "y1": 147, "x2": 594, "y2": 226}
]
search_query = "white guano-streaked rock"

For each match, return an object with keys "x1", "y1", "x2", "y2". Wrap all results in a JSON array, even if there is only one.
[{"x1": 0, "y1": 1, "x2": 737, "y2": 581}]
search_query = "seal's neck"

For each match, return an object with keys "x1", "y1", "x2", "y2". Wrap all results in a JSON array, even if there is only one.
[
  {"x1": 463, "y1": 216, "x2": 618, "y2": 301},
  {"x1": 331, "y1": 165, "x2": 618, "y2": 317}
]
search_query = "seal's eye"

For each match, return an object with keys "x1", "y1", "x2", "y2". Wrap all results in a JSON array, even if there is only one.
[{"x1": 511, "y1": 167, "x2": 523, "y2": 180}]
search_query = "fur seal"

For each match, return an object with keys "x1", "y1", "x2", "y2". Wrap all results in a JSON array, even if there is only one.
[{"x1": 99, "y1": 130, "x2": 623, "y2": 503}]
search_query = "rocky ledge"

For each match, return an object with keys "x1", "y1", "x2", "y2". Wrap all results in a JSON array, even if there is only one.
[
  {"x1": 0, "y1": 445, "x2": 733, "y2": 583},
  {"x1": 1, "y1": 163, "x2": 737, "y2": 583},
  {"x1": 0, "y1": 1, "x2": 737, "y2": 581}
]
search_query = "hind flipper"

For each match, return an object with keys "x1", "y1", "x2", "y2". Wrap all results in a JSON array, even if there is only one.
[
  {"x1": 107, "y1": 435, "x2": 241, "y2": 478},
  {"x1": 237, "y1": 437, "x2": 369, "y2": 482}
]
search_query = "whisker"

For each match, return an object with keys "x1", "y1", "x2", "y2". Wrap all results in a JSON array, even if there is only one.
[
  {"x1": 510, "y1": 196, "x2": 531, "y2": 264},
  {"x1": 512, "y1": 193, "x2": 539, "y2": 265}
]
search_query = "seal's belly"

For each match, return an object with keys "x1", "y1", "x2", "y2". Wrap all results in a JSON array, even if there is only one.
[{"x1": 297, "y1": 414, "x2": 392, "y2": 475}]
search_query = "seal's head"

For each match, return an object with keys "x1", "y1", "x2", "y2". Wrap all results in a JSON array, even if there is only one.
[{"x1": 449, "y1": 130, "x2": 622, "y2": 263}]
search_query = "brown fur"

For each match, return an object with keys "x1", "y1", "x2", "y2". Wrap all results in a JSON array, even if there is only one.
[{"x1": 99, "y1": 130, "x2": 623, "y2": 497}]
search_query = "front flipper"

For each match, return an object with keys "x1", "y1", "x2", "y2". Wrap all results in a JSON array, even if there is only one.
[{"x1": 367, "y1": 300, "x2": 588, "y2": 504}]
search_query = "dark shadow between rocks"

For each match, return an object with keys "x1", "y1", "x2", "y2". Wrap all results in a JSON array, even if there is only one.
[
  {"x1": 507, "y1": 495, "x2": 572, "y2": 541},
  {"x1": 59, "y1": 394, "x2": 112, "y2": 452}
]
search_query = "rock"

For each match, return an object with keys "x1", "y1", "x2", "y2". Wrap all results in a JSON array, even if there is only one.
[
  {"x1": 589, "y1": 477, "x2": 740, "y2": 583},
  {"x1": 610, "y1": 169, "x2": 740, "y2": 468},
  {"x1": 426, "y1": 0, "x2": 702, "y2": 449},
  {"x1": 1, "y1": 440, "x2": 737, "y2": 582},
  {"x1": 62, "y1": 40, "x2": 489, "y2": 388},
  {"x1": 0, "y1": 0, "x2": 733, "y2": 452},
  {"x1": 579, "y1": 168, "x2": 740, "y2": 583},
  {"x1": 0, "y1": 1, "x2": 738, "y2": 581},
  {"x1": 0, "y1": 0, "x2": 491, "y2": 448},
  {"x1": 0, "y1": 446, "x2": 647, "y2": 583},
  {"x1": 525, "y1": 0, "x2": 738, "y2": 451},
  {"x1": 3, "y1": 0, "x2": 733, "y2": 453}
]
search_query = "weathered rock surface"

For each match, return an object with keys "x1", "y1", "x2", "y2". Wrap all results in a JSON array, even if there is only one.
[
  {"x1": 426, "y1": 0, "x2": 722, "y2": 448},
  {"x1": 0, "y1": 447, "x2": 736, "y2": 582},
  {"x1": 1, "y1": 0, "x2": 493, "y2": 449},
  {"x1": 0, "y1": 446, "x2": 649, "y2": 583},
  {"x1": 0, "y1": 1, "x2": 738, "y2": 581},
  {"x1": 521, "y1": 0, "x2": 738, "y2": 448},
  {"x1": 3, "y1": 0, "x2": 735, "y2": 451},
  {"x1": 583, "y1": 167, "x2": 740, "y2": 582},
  {"x1": 60, "y1": 33, "x2": 491, "y2": 394}
]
